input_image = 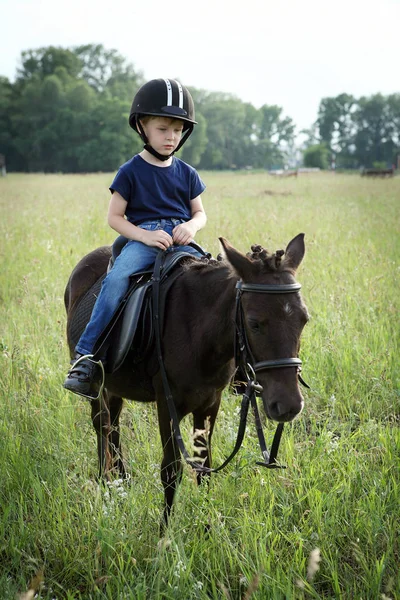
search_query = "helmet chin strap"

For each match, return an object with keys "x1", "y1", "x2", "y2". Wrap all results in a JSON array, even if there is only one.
[{"x1": 143, "y1": 143, "x2": 172, "y2": 161}]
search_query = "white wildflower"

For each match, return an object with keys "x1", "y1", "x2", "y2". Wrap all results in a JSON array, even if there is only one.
[{"x1": 307, "y1": 548, "x2": 321, "y2": 581}]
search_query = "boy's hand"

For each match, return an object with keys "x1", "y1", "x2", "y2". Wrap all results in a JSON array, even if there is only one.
[
  {"x1": 140, "y1": 229, "x2": 173, "y2": 250},
  {"x1": 172, "y1": 222, "x2": 197, "y2": 246}
]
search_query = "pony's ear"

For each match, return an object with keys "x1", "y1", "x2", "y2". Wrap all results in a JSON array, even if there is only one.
[
  {"x1": 219, "y1": 237, "x2": 254, "y2": 280},
  {"x1": 283, "y1": 233, "x2": 305, "y2": 273}
]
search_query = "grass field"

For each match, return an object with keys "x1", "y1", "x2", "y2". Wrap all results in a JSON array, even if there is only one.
[{"x1": 0, "y1": 172, "x2": 399, "y2": 599}]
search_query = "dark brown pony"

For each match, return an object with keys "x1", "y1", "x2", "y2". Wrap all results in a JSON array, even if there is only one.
[{"x1": 64, "y1": 234, "x2": 309, "y2": 524}]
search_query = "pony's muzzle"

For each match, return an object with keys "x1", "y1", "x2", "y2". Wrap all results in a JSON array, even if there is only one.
[
  {"x1": 262, "y1": 381, "x2": 304, "y2": 422},
  {"x1": 268, "y1": 397, "x2": 304, "y2": 422}
]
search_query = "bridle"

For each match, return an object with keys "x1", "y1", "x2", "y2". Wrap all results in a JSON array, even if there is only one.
[
  {"x1": 234, "y1": 280, "x2": 310, "y2": 470},
  {"x1": 153, "y1": 250, "x2": 309, "y2": 474},
  {"x1": 235, "y1": 280, "x2": 309, "y2": 388}
]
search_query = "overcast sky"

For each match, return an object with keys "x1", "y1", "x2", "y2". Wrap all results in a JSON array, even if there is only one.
[{"x1": 1, "y1": 0, "x2": 398, "y2": 135}]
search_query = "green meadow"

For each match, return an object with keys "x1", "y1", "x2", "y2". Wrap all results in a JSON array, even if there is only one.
[{"x1": 0, "y1": 172, "x2": 399, "y2": 599}]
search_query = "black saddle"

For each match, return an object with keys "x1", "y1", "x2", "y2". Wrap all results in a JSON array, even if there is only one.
[{"x1": 69, "y1": 236, "x2": 209, "y2": 374}]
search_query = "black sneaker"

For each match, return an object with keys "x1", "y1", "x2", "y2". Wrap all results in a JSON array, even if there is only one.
[{"x1": 63, "y1": 354, "x2": 104, "y2": 399}]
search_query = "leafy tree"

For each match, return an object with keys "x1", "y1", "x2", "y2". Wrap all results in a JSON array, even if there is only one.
[
  {"x1": 72, "y1": 96, "x2": 141, "y2": 172},
  {"x1": 73, "y1": 44, "x2": 143, "y2": 96},
  {"x1": 16, "y1": 47, "x2": 82, "y2": 82},
  {"x1": 299, "y1": 123, "x2": 320, "y2": 149},
  {"x1": 194, "y1": 92, "x2": 250, "y2": 169},
  {"x1": 180, "y1": 112, "x2": 208, "y2": 167},
  {"x1": 316, "y1": 93, "x2": 400, "y2": 169},
  {"x1": 67, "y1": 80, "x2": 95, "y2": 112},
  {"x1": 317, "y1": 94, "x2": 356, "y2": 167},
  {"x1": 190, "y1": 90, "x2": 294, "y2": 170},
  {"x1": 0, "y1": 77, "x2": 15, "y2": 167},
  {"x1": 254, "y1": 105, "x2": 295, "y2": 168},
  {"x1": 3, "y1": 45, "x2": 145, "y2": 172},
  {"x1": 303, "y1": 143, "x2": 329, "y2": 169},
  {"x1": 352, "y1": 93, "x2": 400, "y2": 168}
]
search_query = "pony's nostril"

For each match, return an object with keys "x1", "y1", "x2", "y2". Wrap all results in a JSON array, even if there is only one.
[
  {"x1": 270, "y1": 401, "x2": 284, "y2": 418},
  {"x1": 270, "y1": 399, "x2": 303, "y2": 422}
]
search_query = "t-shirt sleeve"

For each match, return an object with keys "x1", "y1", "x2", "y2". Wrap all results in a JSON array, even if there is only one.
[
  {"x1": 109, "y1": 168, "x2": 133, "y2": 202},
  {"x1": 190, "y1": 169, "x2": 206, "y2": 200}
]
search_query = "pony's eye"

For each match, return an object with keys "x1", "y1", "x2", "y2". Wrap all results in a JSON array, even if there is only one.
[{"x1": 248, "y1": 318, "x2": 261, "y2": 333}]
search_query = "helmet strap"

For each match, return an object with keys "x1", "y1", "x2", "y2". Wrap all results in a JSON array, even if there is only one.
[
  {"x1": 174, "y1": 126, "x2": 194, "y2": 153},
  {"x1": 143, "y1": 144, "x2": 172, "y2": 162},
  {"x1": 136, "y1": 119, "x2": 149, "y2": 144}
]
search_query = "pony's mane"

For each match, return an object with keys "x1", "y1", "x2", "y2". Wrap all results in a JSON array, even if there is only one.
[
  {"x1": 183, "y1": 255, "x2": 224, "y2": 272},
  {"x1": 184, "y1": 244, "x2": 288, "y2": 276},
  {"x1": 246, "y1": 244, "x2": 286, "y2": 273}
]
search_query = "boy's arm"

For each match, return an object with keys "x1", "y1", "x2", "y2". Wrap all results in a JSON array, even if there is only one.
[
  {"x1": 107, "y1": 192, "x2": 173, "y2": 250},
  {"x1": 172, "y1": 196, "x2": 207, "y2": 246}
]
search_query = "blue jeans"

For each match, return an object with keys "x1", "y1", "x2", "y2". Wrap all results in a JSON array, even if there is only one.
[{"x1": 76, "y1": 218, "x2": 203, "y2": 356}]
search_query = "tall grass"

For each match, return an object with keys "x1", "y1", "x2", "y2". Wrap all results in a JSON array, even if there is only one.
[{"x1": 0, "y1": 172, "x2": 399, "y2": 599}]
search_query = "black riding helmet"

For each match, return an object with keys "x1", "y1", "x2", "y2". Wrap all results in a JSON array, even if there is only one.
[{"x1": 129, "y1": 78, "x2": 197, "y2": 161}]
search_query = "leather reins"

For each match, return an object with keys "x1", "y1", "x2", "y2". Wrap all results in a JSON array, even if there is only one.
[{"x1": 152, "y1": 250, "x2": 309, "y2": 474}]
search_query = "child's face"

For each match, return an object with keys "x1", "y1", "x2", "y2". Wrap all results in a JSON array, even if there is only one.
[{"x1": 141, "y1": 117, "x2": 184, "y2": 157}]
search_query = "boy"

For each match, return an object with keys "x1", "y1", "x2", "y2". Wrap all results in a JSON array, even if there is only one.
[{"x1": 64, "y1": 78, "x2": 207, "y2": 398}]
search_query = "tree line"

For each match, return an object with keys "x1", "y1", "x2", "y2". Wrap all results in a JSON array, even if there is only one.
[
  {"x1": 1, "y1": 45, "x2": 399, "y2": 172},
  {"x1": 304, "y1": 93, "x2": 400, "y2": 170}
]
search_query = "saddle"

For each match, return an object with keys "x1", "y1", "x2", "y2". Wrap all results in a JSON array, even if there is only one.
[{"x1": 68, "y1": 237, "x2": 207, "y2": 374}]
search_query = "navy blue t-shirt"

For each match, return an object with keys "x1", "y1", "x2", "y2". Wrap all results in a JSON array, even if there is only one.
[{"x1": 109, "y1": 155, "x2": 206, "y2": 225}]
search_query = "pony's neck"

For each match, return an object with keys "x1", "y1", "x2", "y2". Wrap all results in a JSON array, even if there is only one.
[{"x1": 181, "y1": 263, "x2": 238, "y2": 364}]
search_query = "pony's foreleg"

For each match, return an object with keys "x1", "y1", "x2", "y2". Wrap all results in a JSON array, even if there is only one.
[
  {"x1": 107, "y1": 392, "x2": 127, "y2": 479},
  {"x1": 156, "y1": 398, "x2": 183, "y2": 530},
  {"x1": 192, "y1": 392, "x2": 221, "y2": 487},
  {"x1": 90, "y1": 394, "x2": 112, "y2": 480}
]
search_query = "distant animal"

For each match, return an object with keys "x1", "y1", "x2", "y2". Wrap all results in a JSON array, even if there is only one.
[
  {"x1": 64, "y1": 234, "x2": 309, "y2": 526},
  {"x1": 361, "y1": 168, "x2": 394, "y2": 177}
]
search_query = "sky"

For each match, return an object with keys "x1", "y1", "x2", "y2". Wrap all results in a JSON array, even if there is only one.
[{"x1": 1, "y1": 0, "x2": 399, "y2": 136}]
